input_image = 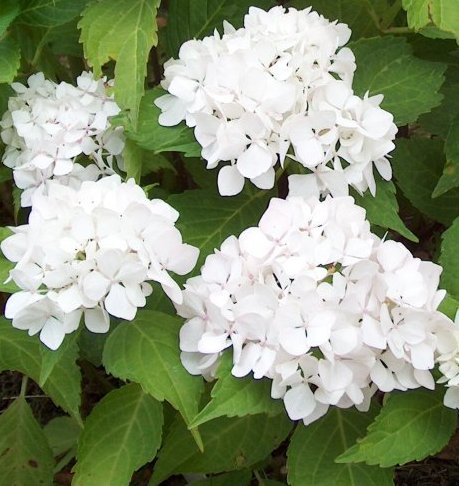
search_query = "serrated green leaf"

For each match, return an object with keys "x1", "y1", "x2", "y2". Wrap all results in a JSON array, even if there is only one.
[
  {"x1": 433, "y1": 116, "x2": 459, "y2": 196},
  {"x1": 287, "y1": 407, "x2": 394, "y2": 486},
  {"x1": 39, "y1": 330, "x2": 79, "y2": 387},
  {"x1": 392, "y1": 138, "x2": 459, "y2": 225},
  {"x1": 0, "y1": 318, "x2": 81, "y2": 423},
  {"x1": 191, "y1": 470, "x2": 252, "y2": 486},
  {"x1": 165, "y1": 0, "x2": 275, "y2": 57},
  {"x1": 44, "y1": 416, "x2": 81, "y2": 457},
  {"x1": 103, "y1": 311, "x2": 204, "y2": 431},
  {"x1": 439, "y1": 217, "x2": 459, "y2": 300},
  {"x1": 337, "y1": 388, "x2": 456, "y2": 467},
  {"x1": 150, "y1": 413, "x2": 293, "y2": 485},
  {"x1": 122, "y1": 88, "x2": 201, "y2": 156},
  {"x1": 438, "y1": 294, "x2": 459, "y2": 320},
  {"x1": 0, "y1": 37, "x2": 20, "y2": 84},
  {"x1": 290, "y1": 0, "x2": 387, "y2": 39},
  {"x1": 352, "y1": 176, "x2": 418, "y2": 241},
  {"x1": 350, "y1": 36, "x2": 445, "y2": 126},
  {"x1": 402, "y1": 0, "x2": 459, "y2": 42},
  {"x1": 190, "y1": 353, "x2": 283, "y2": 428},
  {"x1": 73, "y1": 383, "x2": 163, "y2": 486},
  {"x1": 79, "y1": 0, "x2": 160, "y2": 125},
  {"x1": 18, "y1": 0, "x2": 88, "y2": 27},
  {"x1": 168, "y1": 187, "x2": 271, "y2": 272},
  {"x1": 0, "y1": 0, "x2": 20, "y2": 37},
  {"x1": 0, "y1": 397, "x2": 54, "y2": 486}
]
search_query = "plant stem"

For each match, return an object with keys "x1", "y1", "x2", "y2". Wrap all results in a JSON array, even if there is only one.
[{"x1": 19, "y1": 375, "x2": 29, "y2": 398}]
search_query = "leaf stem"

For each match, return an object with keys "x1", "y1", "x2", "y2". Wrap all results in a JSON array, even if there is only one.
[{"x1": 19, "y1": 375, "x2": 29, "y2": 398}]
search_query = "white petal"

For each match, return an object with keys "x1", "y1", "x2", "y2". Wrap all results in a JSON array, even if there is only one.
[
  {"x1": 217, "y1": 165, "x2": 245, "y2": 196},
  {"x1": 283, "y1": 384, "x2": 316, "y2": 420},
  {"x1": 84, "y1": 306, "x2": 110, "y2": 333},
  {"x1": 104, "y1": 283, "x2": 137, "y2": 320}
]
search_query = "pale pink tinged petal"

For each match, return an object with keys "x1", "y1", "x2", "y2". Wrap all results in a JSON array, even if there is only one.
[
  {"x1": 444, "y1": 387, "x2": 459, "y2": 409},
  {"x1": 239, "y1": 227, "x2": 272, "y2": 259},
  {"x1": 218, "y1": 165, "x2": 245, "y2": 196},
  {"x1": 198, "y1": 332, "x2": 229, "y2": 354},
  {"x1": 283, "y1": 384, "x2": 316, "y2": 420},
  {"x1": 361, "y1": 315, "x2": 386, "y2": 349},
  {"x1": 104, "y1": 283, "x2": 137, "y2": 320},
  {"x1": 5, "y1": 291, "x2": 42, "y2": 319},
  {"x1": 82, "y1": 271, "x2": 110, "y2": 302},
  {"x1": 279, "y1": 327, "x2": 309, "y2": 356},
  {"x1": 84, "y1": 306, "x2": 110, "y2": 333},
  {"x1": 236, "y1": 144, "x2": 273, "y2": 179},
  {"x1": 251, "y1": 167, "x2": 275, "y2": 190},
  {"x1": 167, "y1": 244, "x2": 199, "y2": 275},
  {"x1": 179, "y1": 318, "x2": 206, "y2": 352},
  {"x1": 40, "y1": 317, "x2": 66, "y2": 350}
]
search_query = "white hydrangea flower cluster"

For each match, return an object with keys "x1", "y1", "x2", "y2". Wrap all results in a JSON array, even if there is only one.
[
  {"x1": 156, "y1": 6, "x2": 396, "y2": 198},
  {"x1": 177, "y1": 196, "x2": 457, "y2": 424},
  {"x1": 1, "y1": 71, "x2": 125, "y2": 207},
  {"x1": 1, "y1": 175, "x2": 199, "y2": 350}
]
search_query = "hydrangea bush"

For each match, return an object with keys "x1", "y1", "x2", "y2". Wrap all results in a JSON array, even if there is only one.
[{"x1": 0, "y1": 1, "x2": 458, "y2": 485}]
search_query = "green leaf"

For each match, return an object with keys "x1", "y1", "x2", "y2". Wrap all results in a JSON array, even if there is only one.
[
  {"x1": 0, "y1": 397, "x2": 54, "y2": 486},
  {"x1": 0, "y1": 37, "x2": 20, "y2": 84},
  {"x1": 73, "y1": 383, "x2": 163, "y2": 486},
  {"x1": 190, "y1": 353, "x2": 283, "y2": 428},
  {"x1": 287, "y1": 407, "x2": 394, "y2": 486},
  {"x1": 79, "y1": 0, "x2": 160, "y2": 125},
  {"x1": 0, "y1": 318, "x2": 82, "y2": 423},
  {"x1": 123, "y1": 138, "x2": 143, "y2": 182},
  {"x1": 438, "y1": 294, "x2": 459, "y2": 320},
  {"x1": 350, "y1": 36, "x2": 446, "y2": 126},
  {"x1": 191, "y1": 470, "x2": 252, "y2": 486},
  {"x1": 337, "y1": 388, "x2": 457, "y2": 467},
  {"x1": 433, "y1": 116, "x2": 459, "y2": 196},
  {"x1": 103, "y1": 311, "x2": 204, "y2": 431},
  {"x1": 352, "y1": 177, "x2": 418, "y2": 241},
  {"x1": 0, "y1": 225, "x2": 19, "y2": 293},
  {"x1": 123, "y1": 88, "x2": 201, "y2": 156},
  {"x1": 418, "y1": 64, "x2": 459, "y2": 138},
  {"x1": 0, "y1": 0, "x2": 20, "y2": 36},
  {"x1": 439, "y1": 217, "x2": 459, "y2": 300},
  {"x1": 402, "y1": 0, "x2": 459, "y2": 42},
  {"x1": 164, "y1": 0, "x2": 275, "y2": 57},
  {"x1": 44, "y1": 416, "x2": 81, "y2": 457},
  {"x1": 18, "y1": 0, "x2": 88, "y2": 27},
  {"x1": 39, "y1": 330, "x2": 79, "y2": 387},
  {"x1": 168, "y1": 187, "x2": 271, "y2": 272},
  {"x1": 150, "y1": 413, "x2": 293, "y2": 485},
  {"x1": 290, "y1": 0, "x2": 386, "y2": 39},
  {"x1": 392, "y1": 138, "x2": 459, "y2": 225}
]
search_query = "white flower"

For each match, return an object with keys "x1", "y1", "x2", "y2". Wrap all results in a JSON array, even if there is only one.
[
  {"x1": 1, "y1": 175, "x2": 199, "y2": 349},
  {"x1": 156, "y1": 6, "x2": 396, "y2": 198},
  {"x1": 1, "y1": 72, "x2": 125, "y2": 206},
  {"x1": 177, "y1": 195, "x2": 456, "y2": 425}
]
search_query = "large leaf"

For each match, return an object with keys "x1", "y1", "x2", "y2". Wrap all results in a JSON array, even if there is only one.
[
  {"x1": 0, "y1": 318, "x2": 81, "y2": 422},
  {"x1": 79, "y1": 0, "x2": 160, "y2": 125},
  {"x1": 350, "y1": 36, "x2": 446, "y2": 126},
  {"x1": 402, "y1": 0, "x2": 459, "y2": 42},
  {"x1": 291, "y1": 0, "x2": 387, "y2": 39},
  {"x1": 287, "y1": 407, "x2": 394, "y2": 486},
  {"x1": 0, "y1": 37, "x2": 20, "y2": 84},
  {"x1": 190, "y1": 353, "x2": 283, "y2": 428},
  {"x1": 352, "y1": 177, "x2": 418, "y2": 241},
  {"x1": 337, "y1": 388, "x2": 457, "y2": 467},
  {"x1": 433, "y1": 115, "x2": 459, "y2": 196},
  {"x1": 168, "y1": 187, "x2": 271, "y2": 271},
  {"x1": 103, "y1": 311, "x2": 204, "y2": 431},
  {"x1": 73, "y1": 384, "x2": 163, "y2": 486},
  {"x1": 44, "y1": 416, "x2": 81, "y2": 473},
  {"x1": 164, "y1": 0, "x2": 275, "y2": 57},
  {"x1": 191, "y1": 471, "x2": 252, "y2": 486},
  {"x1": 0, "y1": 398, "x2": 54, "y2": 486},
  {"x1": 392, "y1": 138, "x2": 459, "y2": 225},
  {"x1": 18, "y1": 0, "x2": 88, "y2": 27},
  {"x1": 150, "y1": 413, "x2": 293, "y2": 485},
  {"x1": 439, "y1": 217, "x2": 459, "y2": 300},
  {"x1": 122, "y1": 89, "x2": 200, "y2": 157},
  {"x1": 0, "y1": 0, "x2": 20, "y2": 36}
]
